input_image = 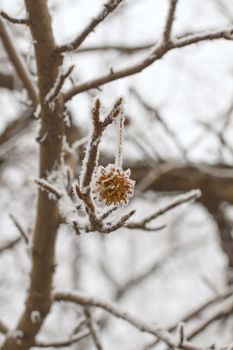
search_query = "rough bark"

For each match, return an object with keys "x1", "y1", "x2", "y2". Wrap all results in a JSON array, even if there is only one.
[{"x1": 1, "y1": 1, "x2": 64, "y2": 349}]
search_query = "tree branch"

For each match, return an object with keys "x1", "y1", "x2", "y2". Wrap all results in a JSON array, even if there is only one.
[
  {"x1": 0, "y1": 18, "x2": 38, "y2": 104},
  {"x1": 9, "y1": 214, "x2": 29, "y2": 245},
  {"x1": 0, "y1": 237, "x2": 21, "y2": 254},
  {"x1": 0, "y1": 11, "x2": 30, "y2": 25},
  {"x1": 54, "y1": 291, "x2": 220, "y2": 350},
  {"x1": 162, "y1": 0, "x2": 178, "y2": 44},
  {"x1": 64, "y1": 26, "x2": 233, "y2": 101},
  {"x1": 85, "y1": 307, "x2": 104, "y2": 350},
  {"x1": 127, "y1": 189, "x2": 201, "y2": 230},
  {"x1": 55, "y1": 0, "x2": 123, "y2": 54},
  {"x1": 35, "y1": 329, "x2": 90, "y2": 348},
  {"x1": 1, "y1": 0, "x2": 65, "y2": 349}
]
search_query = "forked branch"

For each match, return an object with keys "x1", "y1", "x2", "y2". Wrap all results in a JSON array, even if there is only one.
[{"x1": 56, "y1": 0, "x2": 123, "y2": 54}]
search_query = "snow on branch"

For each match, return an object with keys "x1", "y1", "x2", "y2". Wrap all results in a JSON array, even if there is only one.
[
  {"x1": 35, "y1": 178, "x2": 63, "y2": 200},
  {"x1": 64, "y1": 25, "x2": 233, "y2": 101},
  {"x1": 71, "y1": 98, "x2": 136, "y2": 234},
  {"x1": 44, "y1": 65, "x2": 74, "y2": 105},
  {"x1": 55, "y1": 0, "x2": 124, "y2": 54},
  {"x1": 127, "y1": 189, "x2": 201, "y2": 231}
]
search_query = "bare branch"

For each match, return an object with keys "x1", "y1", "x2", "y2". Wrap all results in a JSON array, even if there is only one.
[
  {"x1": 44, "y1": 65, "x2": 74, "y2": 104},
  {"x1": 127, "y1": 190, "x2": 201, "y2": 230},
  {"x1": 0, "y1": 11, "x2": 30, "y2": 25},
  {"x1": 163, "y1": 0, "x2": 179, "y2": 44},
  {"x1": 0, "y1": 18, "x2": 38, "y2": 104},
  {"x1": 198, "y1": 120, "x2": 233, "y2": 159},
  {"x1": 0, "y1": 237, "x2": 21, "y2": 254},
  {"x1": 64, "y1": 26, "x2": 233, "y2": 101},
  {"x1": 186, "y1": 299, "x2": 233, "y2": 341},
  {"x1": 35, "y1": 179, "x2": 63, "y2": 200},
  {"x1": 54, "y1": 291, "x2": 215, "y2": 350},
  {"x1": 100, "y1": 206, "x2": 118, "y2": 220},
  {"x1": 102, "y1": 209, "x2": 135, "y2": 234},
  {"x1": 56, "y1": 0, "x2": 123, "y2": 54},
  {"x1": 9, "y1": 214, "x2": 29, "y2": 245},
  {"x1": 54, "y1": 291, "x2": 175, "y2": 348},
  {"x1": 178, "y1": 323, "x2": 186, "y2": 347},
  {"x1": 144, "y1": 286, "x2": 233, "y2": 349},
  {"x1": 76, "y1": 43, "x2": 153, "y2": 54},
  {"x1": 130, "y1": 88, "x2": 187, "y2": 160},
  {"x1": 85, "y1": 307, "x2": 105, "y2": 350},
  {"x1": 35, "y1": 329, "x2": 90, "y2": 348},
  {"x1": 64, "y1": 42, "x2": 168, "y2": 101}
]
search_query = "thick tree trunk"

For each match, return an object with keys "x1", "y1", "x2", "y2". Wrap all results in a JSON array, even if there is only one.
[{"x1": 2, "y1": 1, "x2": 64, "y2": 349}]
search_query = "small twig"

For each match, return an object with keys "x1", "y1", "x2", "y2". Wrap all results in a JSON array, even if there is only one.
[
  {"x1": 127, "y1": 189, "x2": 201, "y2": 230},
  {"x1": 54, "y1": 291, "x2": 216, "y2": 350},
  {"x1": 9, "y1": 214, "x2": 29, "y2": 244},
  {"x1": 0, "y1": 237, "x2": 21, "y2": 254},
  {"x1": 178, "y1": 323, "x2": 185, "y2": 347},
  {"x1": 74, "y1": 43, "x2": 154, "y2": 54},
  {"x1": 64, "y1": 26, "x2": 233, "y2": 101},
  {"x1": 71, "y1": 316, "x2": 86, "y2": 336},
  {"x1": 102, "y1": 210, "x2": 135, "y2": 234},
  {"x1": 101, "y1": 97, "x2": 123, "y2": 128},
  {"x1": 198, "y1": 120, "x2": 233, "y2": 158},
  {"x1": 35, "y1": 329, "x2": 90, "y2": 348},
  {"x1": 186, "y1": 299, "x2": 233, "y2": 341},
  {"x1": 85, "y1": 307, "x2": 105, "y2": 350},
  {"x1": 35, "y1": 179, "x2": 63, "y2": 200},
  {"x1": 0, "y1": 11, "x2": 30, "y2": 25},
  {"x1": 163, "y1": 0, "x2": 178, "y2": 44},
  {"x1": 130, "y1": 88, "x2": 187, "y2": 160},
  {"x1": 0, "y1": 18, "x2": 38, "y2": 104},
  {"x1": 55, "y1": 0, "x2": 123, "y2": 54},
  {"x1": 100, "y1": 206, "x2": 118, "y2": 220},
  {"x1": 45, "y1": 65, "x2": 74, "y2": 104},
  {"x1": 144, "y1": 288, "x2": 233, "y2": 349},
  {"x1": 54, "y1": 291, "x2": 175, "y2": 348}
]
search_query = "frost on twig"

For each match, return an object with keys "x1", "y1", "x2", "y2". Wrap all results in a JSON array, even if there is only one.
[
  {"x1": 72, "y1": 97, "x2": 136, "y2": 234},
  {"x1": 37, "y1": 98, "x2": 201, "y2": 236},
  {"x1": 127, "y1": 189, "x2": 201, "y2": 231},
  {"x1": 44, "y1": 65, "x2": 74, "y2": 105},
  {"x1": 35, "y1": 178, "x2": 63, "y2": 200},
  {"x1": 55, "y1": 0, "x2": 123, "y2": 54}
]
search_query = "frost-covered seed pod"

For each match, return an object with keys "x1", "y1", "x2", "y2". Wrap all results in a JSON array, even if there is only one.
[{"x1": 94, "y1": 164, "x2": 135, "y2": 206}]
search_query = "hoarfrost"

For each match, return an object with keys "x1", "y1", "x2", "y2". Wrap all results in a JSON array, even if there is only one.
[{"x1": 44, "y1": 66, "x2": 64, "y2": 103}]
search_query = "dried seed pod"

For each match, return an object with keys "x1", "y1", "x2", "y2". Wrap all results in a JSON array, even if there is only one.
[{"x1": 94, "y1": 164, "x2": 135, "y2": 206}]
